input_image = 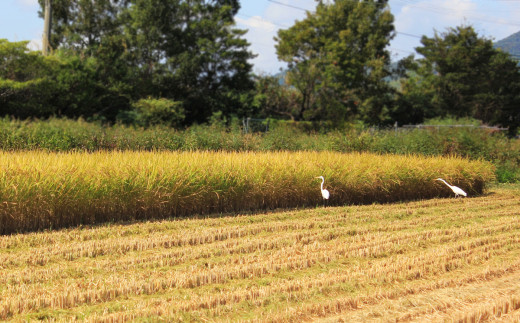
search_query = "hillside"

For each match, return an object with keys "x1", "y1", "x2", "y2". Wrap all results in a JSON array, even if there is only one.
[{"x1": 495, "y1": 30, "x2": 520, "y2": 60}]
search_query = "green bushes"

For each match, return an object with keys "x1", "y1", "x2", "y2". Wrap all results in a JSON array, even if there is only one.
[
  {"x1": 117, "y1": 98, "x2": 185, "y2": 128},
  {"x1": 0, "y1": 40, "x2": 131, "y2": 121}
]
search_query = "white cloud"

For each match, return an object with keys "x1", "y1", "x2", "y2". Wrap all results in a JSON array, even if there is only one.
[
  {"x1": 390, "y1": 0, "x2": 520, "y2": 59},
  {"x1": 237, "y1": 0, "x2": 316, "y2": 74},
  {"x1": 16, "y1": 0, "x2": 39, "y2": 8},
  {"x1": 237, "y1": 16, "x2": 277, "y2": 33},
  {"x1": 27, "y1": 38, "x2": 42, "y2": 51},
  {"x1": 439, "y1": 0, "x2": 477, "y2": 24},
  {"x1": 394, "y1": 0, "x2": 477, "y2": 37},
  {"x1": 264, "y1": 0, "x2": 315, "y2": 26},
  {"x1": 394, "y1": 0, "x2": 519, "y2": 38},
  {"x1": 239, "y1": 0, "x2": 520, "y2": 72},
  {"x1": 236, "y1": 16, "x2": 285, "y2": 74}
]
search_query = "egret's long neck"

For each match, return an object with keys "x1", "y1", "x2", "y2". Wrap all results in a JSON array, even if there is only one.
[
  {"x1": 439, "y1": 179, "x2": 451, "y2": 188},
  {"x1": 321, "y1": 178, "x2": 325, "y2": 190}
]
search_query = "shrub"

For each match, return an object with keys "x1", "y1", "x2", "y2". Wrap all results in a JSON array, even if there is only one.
[{"x1": 118, "y1": 98, "x2": 185, "y2": 128}]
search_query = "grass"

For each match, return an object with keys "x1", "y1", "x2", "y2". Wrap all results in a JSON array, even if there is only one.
[
  {"x1": 0, "y1": 150, "x2": 494, "y2": 234},
  {"x1": 1, "y1": 117, "x2": 519, "y2": 182},
  {"x1": 1, "y1": 185, "x2": 520, "y2": 321}
]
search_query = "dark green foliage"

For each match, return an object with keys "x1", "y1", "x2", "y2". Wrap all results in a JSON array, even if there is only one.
[
  {"x1": 51, "y1": 54, "x2": 130, "y2": 120},
  {"x1": 0, "y1": 40, "x2": 130, "y2": 120},
  {"x1": 118, "y1": 98, "x2": 185, "y2": 128},
  {"x1": 0, "y1": 39, "x2": 56, "y2": 117},
  {"x1": 4, "y1": 4, "x2": 520, "y2": 135},
  {"x1": 33, "y1": 0, "x2": 255, "y2": 125},
  {"x1": 401, "y1": 26, "x2": 520, "y2": 134},
  {"x1": 275, "y1": 0, "x2": 395, "y2": 124},
  {"x1": 252, "y1": 75, "x2": 301, "y2": 120}
]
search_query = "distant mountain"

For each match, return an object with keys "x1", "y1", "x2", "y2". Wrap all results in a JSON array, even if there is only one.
[
  {"x1": 273, "y1": 69, "x2": 287, "y2": 85},
  {"x1": 494, "y1": 31, "x2": 520, "y2": 61}
]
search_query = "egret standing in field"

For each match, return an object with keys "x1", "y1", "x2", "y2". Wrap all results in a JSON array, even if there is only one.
[
  {"x1": 436, "y1": 178, "x2": 467, "y2": 197},
  {"x1": 316, "y1": 176, "x2": 330, "y2": 202}
]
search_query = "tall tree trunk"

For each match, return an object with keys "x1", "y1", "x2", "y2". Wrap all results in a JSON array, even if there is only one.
[{"x1": 42, "y1": 0, "x2": 52, "y2": 55}]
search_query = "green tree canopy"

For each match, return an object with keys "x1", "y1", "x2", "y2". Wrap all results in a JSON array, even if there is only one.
[
  {"x1": 0, "y1": 39, "x2": 127, "y2": 120},
  {"x1": 252, "y1": 74, "x2": 301, "y2": 120},
  {"x1": 404, "y1": 25, "x2": 520, "y2": 134},
  {"x1": 275, "y1": 0, "x2": 395, "y2": 124},
  {"x1": 37, "y1": 0, "x2": 255, "y2": 124}
]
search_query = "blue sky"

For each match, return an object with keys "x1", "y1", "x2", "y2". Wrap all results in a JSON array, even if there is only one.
[{"x1": 2, "y1": 0, "x2": 520, "y2": 74}]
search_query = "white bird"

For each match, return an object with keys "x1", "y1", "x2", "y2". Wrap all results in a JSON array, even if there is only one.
[
  {"x1": 316, "y1": 176, "x2": 330, "y2": 200},
  {"x1": 436, "y1": 178, "x2": 467, "y2": 197}
]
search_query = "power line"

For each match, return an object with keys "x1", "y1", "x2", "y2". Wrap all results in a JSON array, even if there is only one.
[
  {"x1": 394, "y1": 0, "x2": 520, "y2": 27},
  {"x1": 266, "y1": 0, "x2": 311, "y2": 12},
  {"x1": 236, "y1": 13, "x2": 291, "y2": 29},
  {"x1": 262, "y1": 0, "x2": 424, "y2": 39},
  {"x1": 236, "y1": 19, "x2": 418, "y2": 56},
  {"x1": 266, "y1": 0, "x2": 387, "y2": 12},
  {"x1": 389, "y1": 47, "x2": 415, "y2": 55},
  {"x1": 396, "y1": 31, "x2": 422, "y2": 39},
  {"x1": 268, "y1": 0, "x2": 520, "y2": 22}
]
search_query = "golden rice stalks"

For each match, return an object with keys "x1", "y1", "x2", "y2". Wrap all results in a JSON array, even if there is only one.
[
  {"x1": 0, "y1": 150, "x2": 494, "y2": 233},
  {"x1": 1, "y1": 187, "x2": 520, "y2": 321}
]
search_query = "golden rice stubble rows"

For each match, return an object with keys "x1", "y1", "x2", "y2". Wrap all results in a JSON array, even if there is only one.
[{"x1": 1, "y1": 187, "x2": 520, "y2": 321}]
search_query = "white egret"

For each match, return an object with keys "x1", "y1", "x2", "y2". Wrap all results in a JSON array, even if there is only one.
[
  {"x1": 316, "y1": 176, "x2": 330, "y2": 200},
  {"x1": 436, "y1": 178, "x2": 467, "y2": 197}
]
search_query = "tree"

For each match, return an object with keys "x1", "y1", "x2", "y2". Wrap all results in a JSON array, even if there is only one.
[
  {"x1": 275, "y1": 0, "x2": 395, "y2": 124},
  {"x1": 0, "y1": 39, "x2": 130, "y2": 120},
  {"x1": 37, "y1": 0, "x2": 255, "y2": 125},
  {"x1": 252, "y1": 74, "x2": 301, "y2": 120},
  {"x1": 407, "y1": 25, "x2": 520, "y2": 134},
  {"x1": 38, "y1": 0, "x2": 125, "y2": 54},
  {"x1": 390, "y1": 55, "x2": 437, "y2": 125},
  {"x1": 0, "y1": 40, "x2": 55, "y2": 117},
  {"x1": 38, "y1": 0, "x2": 134, "y2": 108},
  {"x1": 150, "y1": 0, "x2": 254, "y2": 123},
  {"x1": 42, "y1": 0, "x2": 52, "y2": 56}
]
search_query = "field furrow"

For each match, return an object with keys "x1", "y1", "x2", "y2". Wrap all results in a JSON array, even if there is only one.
[{"x1": 1, "y1": 186, "x2": 520, "y2": 321}]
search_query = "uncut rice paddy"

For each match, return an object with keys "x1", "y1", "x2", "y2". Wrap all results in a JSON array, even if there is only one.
[
  {"x1": 0, "y1": 151, "x2": 493, "y2": 234},
  {"x1": 2, "y1": 185, "x2": 520, "y2": 322}
]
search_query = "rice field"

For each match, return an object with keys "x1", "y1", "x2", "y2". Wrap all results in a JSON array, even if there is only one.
[
  {"x1": 0, "y1": 150, "x2": 493, "y2": 234},
  {"x1": 1, "y1": 185, "x2": 520, "y2": 322}
]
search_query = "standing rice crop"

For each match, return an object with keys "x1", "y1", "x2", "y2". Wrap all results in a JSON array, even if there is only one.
[{"x1": 0, "y1": 150, "x2": 494, "y2": 234}]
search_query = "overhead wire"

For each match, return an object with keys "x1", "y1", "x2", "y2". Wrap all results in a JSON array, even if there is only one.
[
  {"x1": 265, "y1": 0, "x2": 520, "y2": 27},
  {"x1": 393, "y1": 0, "x2": 520, "y2": 27},
  {"x1": 236, "y1": 13, "x2": 291, "y2": 29},
  {"x1": 265, "y1": 0, "x2": 309, "y2": 12},
  {"x1": 240, "y1": 0, "x2": 520, "y2": 60},
  {"x1": 261, "y1": 0, "x2": 424, "y2": 39},
  {"x1": 240, "y1": 0, "x2": 424, "y2": 58}
]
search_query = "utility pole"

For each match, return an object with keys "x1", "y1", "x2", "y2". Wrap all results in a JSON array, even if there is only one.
[{"x1": 42, "y1": 0, "x2": 52, "y2": 55}]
